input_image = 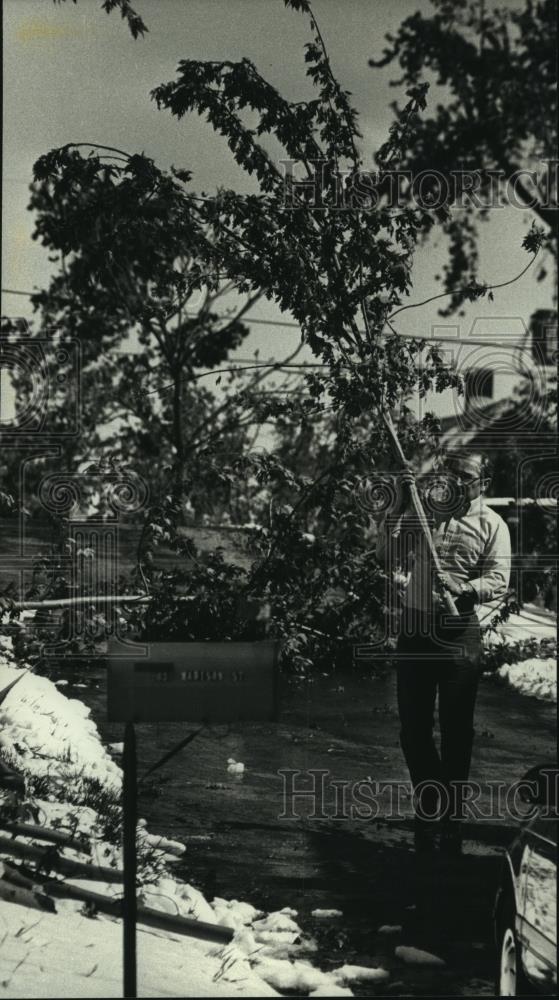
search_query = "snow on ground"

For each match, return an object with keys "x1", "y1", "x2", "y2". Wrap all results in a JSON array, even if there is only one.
[
  {"x1": 482, "y1": 603, "x2": 557, "y2": 702},
  {"x1": 0, "y1": 647, "x2": 121, "y2": 793},
  {"x1": 497, "y1": 658, "x2": 556, "y2": 703},
  {"x1": 0, "y1": 648, "x2": 280, "y2": 996},
  {"x1": 0, "y1": 900, "x2": 276, "y2": 999},
  {"x1": 0, "y1": 639, "x2": 394, "y2": 997}
]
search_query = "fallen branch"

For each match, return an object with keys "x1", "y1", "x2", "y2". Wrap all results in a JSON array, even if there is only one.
[
  {"x1": 11, "y1": 594, "x2": 152, "y2": 611},
  {"x1": 44, "y1": 880, "x2": 234, "y2": 944},
  {"x1": 10, "y1": 594, "x2": 196, "y2": 611},
  {"x1": 0, "y1": 876, "x2": 56, "y2": 913},
  {"x1": 0, "y1": 822, "x2": 88, "y2": 853},
  {"x1": 0, "y1": 834, "x2": 121, "y2": 883},
  {"x1": 1, "y1": 858, "x2": 233, "y2": 943}
]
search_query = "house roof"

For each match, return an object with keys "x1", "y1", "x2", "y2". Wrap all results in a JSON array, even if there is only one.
[{"x1": 421, "y1": 393, "x2": 554, "y2": 472}]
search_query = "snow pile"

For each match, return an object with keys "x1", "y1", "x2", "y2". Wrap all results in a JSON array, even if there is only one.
[
  {"x1": 255, "y1": 958, "x2": 335, "y2": 993},
  {"x1": 226, "y1": 758, "x2": 245, "y2": 777},
  {"x1": 0, "y1": 659, "x2": 121, "y2": 792},
  {"x1": 230, "y1": 951, "x2": 337, "y2": 994},
  {"x1": 0, "y1": 641, "x2": 391, "y2": 996},
  {"x1": 210, "y1": 917, "x2": 390, "y2": 994},
  {"x1": 497, "y1": 658, "x2": 557, "y2": 703},
  {"x1": 242, "y1": 909, "x2": 318, "y2": 959},
  {"x1": 211, "y1": 897, "x2": 262, "y2": 929},
  {"x1": 332, "y1": 964, "x2": 390, "y2": 985},
  {"x1": 231, "y1": 950, "x2": 388, "y2": 994},
  {"x1": 395, "y1": 945, "x2": 445, "y2": 967},
  {"x1": 208, "y1": 904, "x2": 322, "y2": 988}
]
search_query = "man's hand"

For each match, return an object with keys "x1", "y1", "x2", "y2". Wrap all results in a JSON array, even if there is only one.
[
  {"x1": 437, "y1": 572, "x2": 464, "y2": 597},
  {"x1": 393, "y1": 462, "x2": 416, "y2": 515},
  {"x1": 400, "y1": 461, "x2": 416, "y2": 488},
  {"x1": 433, "y1": 575, "x2": 477, "y2": 613}
]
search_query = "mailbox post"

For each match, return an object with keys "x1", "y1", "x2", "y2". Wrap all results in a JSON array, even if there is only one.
[
  {"x1": 122, "y1": 722, "x2": 137, "y2": 999},
  {"x1": 108, "y1": 639, "x2": 279, "y2": 999}
]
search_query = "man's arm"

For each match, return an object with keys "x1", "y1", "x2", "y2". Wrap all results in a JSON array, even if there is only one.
[
  {"x1": 373, "y1": 465, "x2": 417, "y2": 564},
  {"x1": 374, "y1": 464, "x2": 421, "y2": 570},
  {"x1": 467, "y1": 516, "x2": 512, "y2": 603}
]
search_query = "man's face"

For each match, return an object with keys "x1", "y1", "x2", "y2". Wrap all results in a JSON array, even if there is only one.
[
  {"x1": 443, "y1": 457, "x2": 485, "y2": 505},
  {"x1": 423, "y1": 454, "x2": 489, "y2": 517}
]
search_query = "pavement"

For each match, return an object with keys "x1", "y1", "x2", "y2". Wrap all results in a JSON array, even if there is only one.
[{"x1": 78, "y1": 662, "x2": 556, "y2": 997}]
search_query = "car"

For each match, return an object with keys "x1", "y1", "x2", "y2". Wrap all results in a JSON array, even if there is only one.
[{"x1": 494, "y1": 763, "x2": 557, "y2": 996}]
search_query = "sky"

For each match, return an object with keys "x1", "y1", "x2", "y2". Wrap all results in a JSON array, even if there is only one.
[{"x1": 2, "y1": 0, "x2": 554, "y2": 422}]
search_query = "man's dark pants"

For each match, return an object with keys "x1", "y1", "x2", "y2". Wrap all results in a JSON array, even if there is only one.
[{"x1": 396, "y1": 608, "x2": 482, "y2": 827}]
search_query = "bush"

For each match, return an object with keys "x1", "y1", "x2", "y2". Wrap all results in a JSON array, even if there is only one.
[{"x1": 481, "y1": 636, "x2": 557, "y2": 674}]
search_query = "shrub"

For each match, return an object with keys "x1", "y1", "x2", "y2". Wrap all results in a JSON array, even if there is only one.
[{"x1": 481, "y1": 636, "x2": 557, "y2": 674}]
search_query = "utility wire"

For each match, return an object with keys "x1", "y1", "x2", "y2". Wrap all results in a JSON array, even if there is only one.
[{"x1": 1, "y1": 289, "x2": 535, "y2": 354}]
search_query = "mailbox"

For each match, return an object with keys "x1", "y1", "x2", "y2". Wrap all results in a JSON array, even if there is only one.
[{"x1": 107, "y1": 640, "x2": 279, "y2": 723}]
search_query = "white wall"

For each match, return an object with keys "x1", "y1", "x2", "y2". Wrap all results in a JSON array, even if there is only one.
[{"x1": 410, "y1": 317, "x2": 538, "y2": 423}]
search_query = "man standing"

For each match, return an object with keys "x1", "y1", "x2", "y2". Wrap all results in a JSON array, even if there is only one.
[{"x1": 376, "y1": 451, "x2": 511, "y2": 853}]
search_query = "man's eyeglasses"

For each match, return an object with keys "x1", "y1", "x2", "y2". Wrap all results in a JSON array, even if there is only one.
[
  {"x1": 454, "y1": 474, "x2": 482, "y2": 486},
  {"x1": 440, "y1": 470, "x2": 485, "y2": 486}
]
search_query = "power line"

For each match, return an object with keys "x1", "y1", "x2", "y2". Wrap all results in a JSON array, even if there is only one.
[
  {"x1": 1, "y1": 287, "x2": 534, "y2": 354},
  {"x1": 241, "y1": 315, "x2": 532, "y2": 353}
]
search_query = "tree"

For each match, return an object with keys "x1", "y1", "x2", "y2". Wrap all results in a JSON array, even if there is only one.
[
  {"x1": 369, "y1": 0, "x2": 557, "y2": 314},
  {"x1": 139, "y1": 0, "x2": 540, "y2": 665},
  {"x1": 3, "y1": 145, "x2": 279, "y2": 510},
  {"x1": 21, "y1": 0, "x2": 543, "y2": 672},
  {"x1": 54, "y1": 0, "x2": 148, "y2": 39},
  {"x1": 1, "y1": 146, "x2": 291, "y2": 661}
]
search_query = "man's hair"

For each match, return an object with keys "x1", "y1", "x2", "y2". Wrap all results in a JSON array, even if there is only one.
[{"x1": 441, "y1": 449, "x2": 492, "y2": 480}]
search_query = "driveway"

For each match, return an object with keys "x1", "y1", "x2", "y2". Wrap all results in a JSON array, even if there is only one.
[{"x1": 81, "y1": 664, "x2": 556, "y2": 996}]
